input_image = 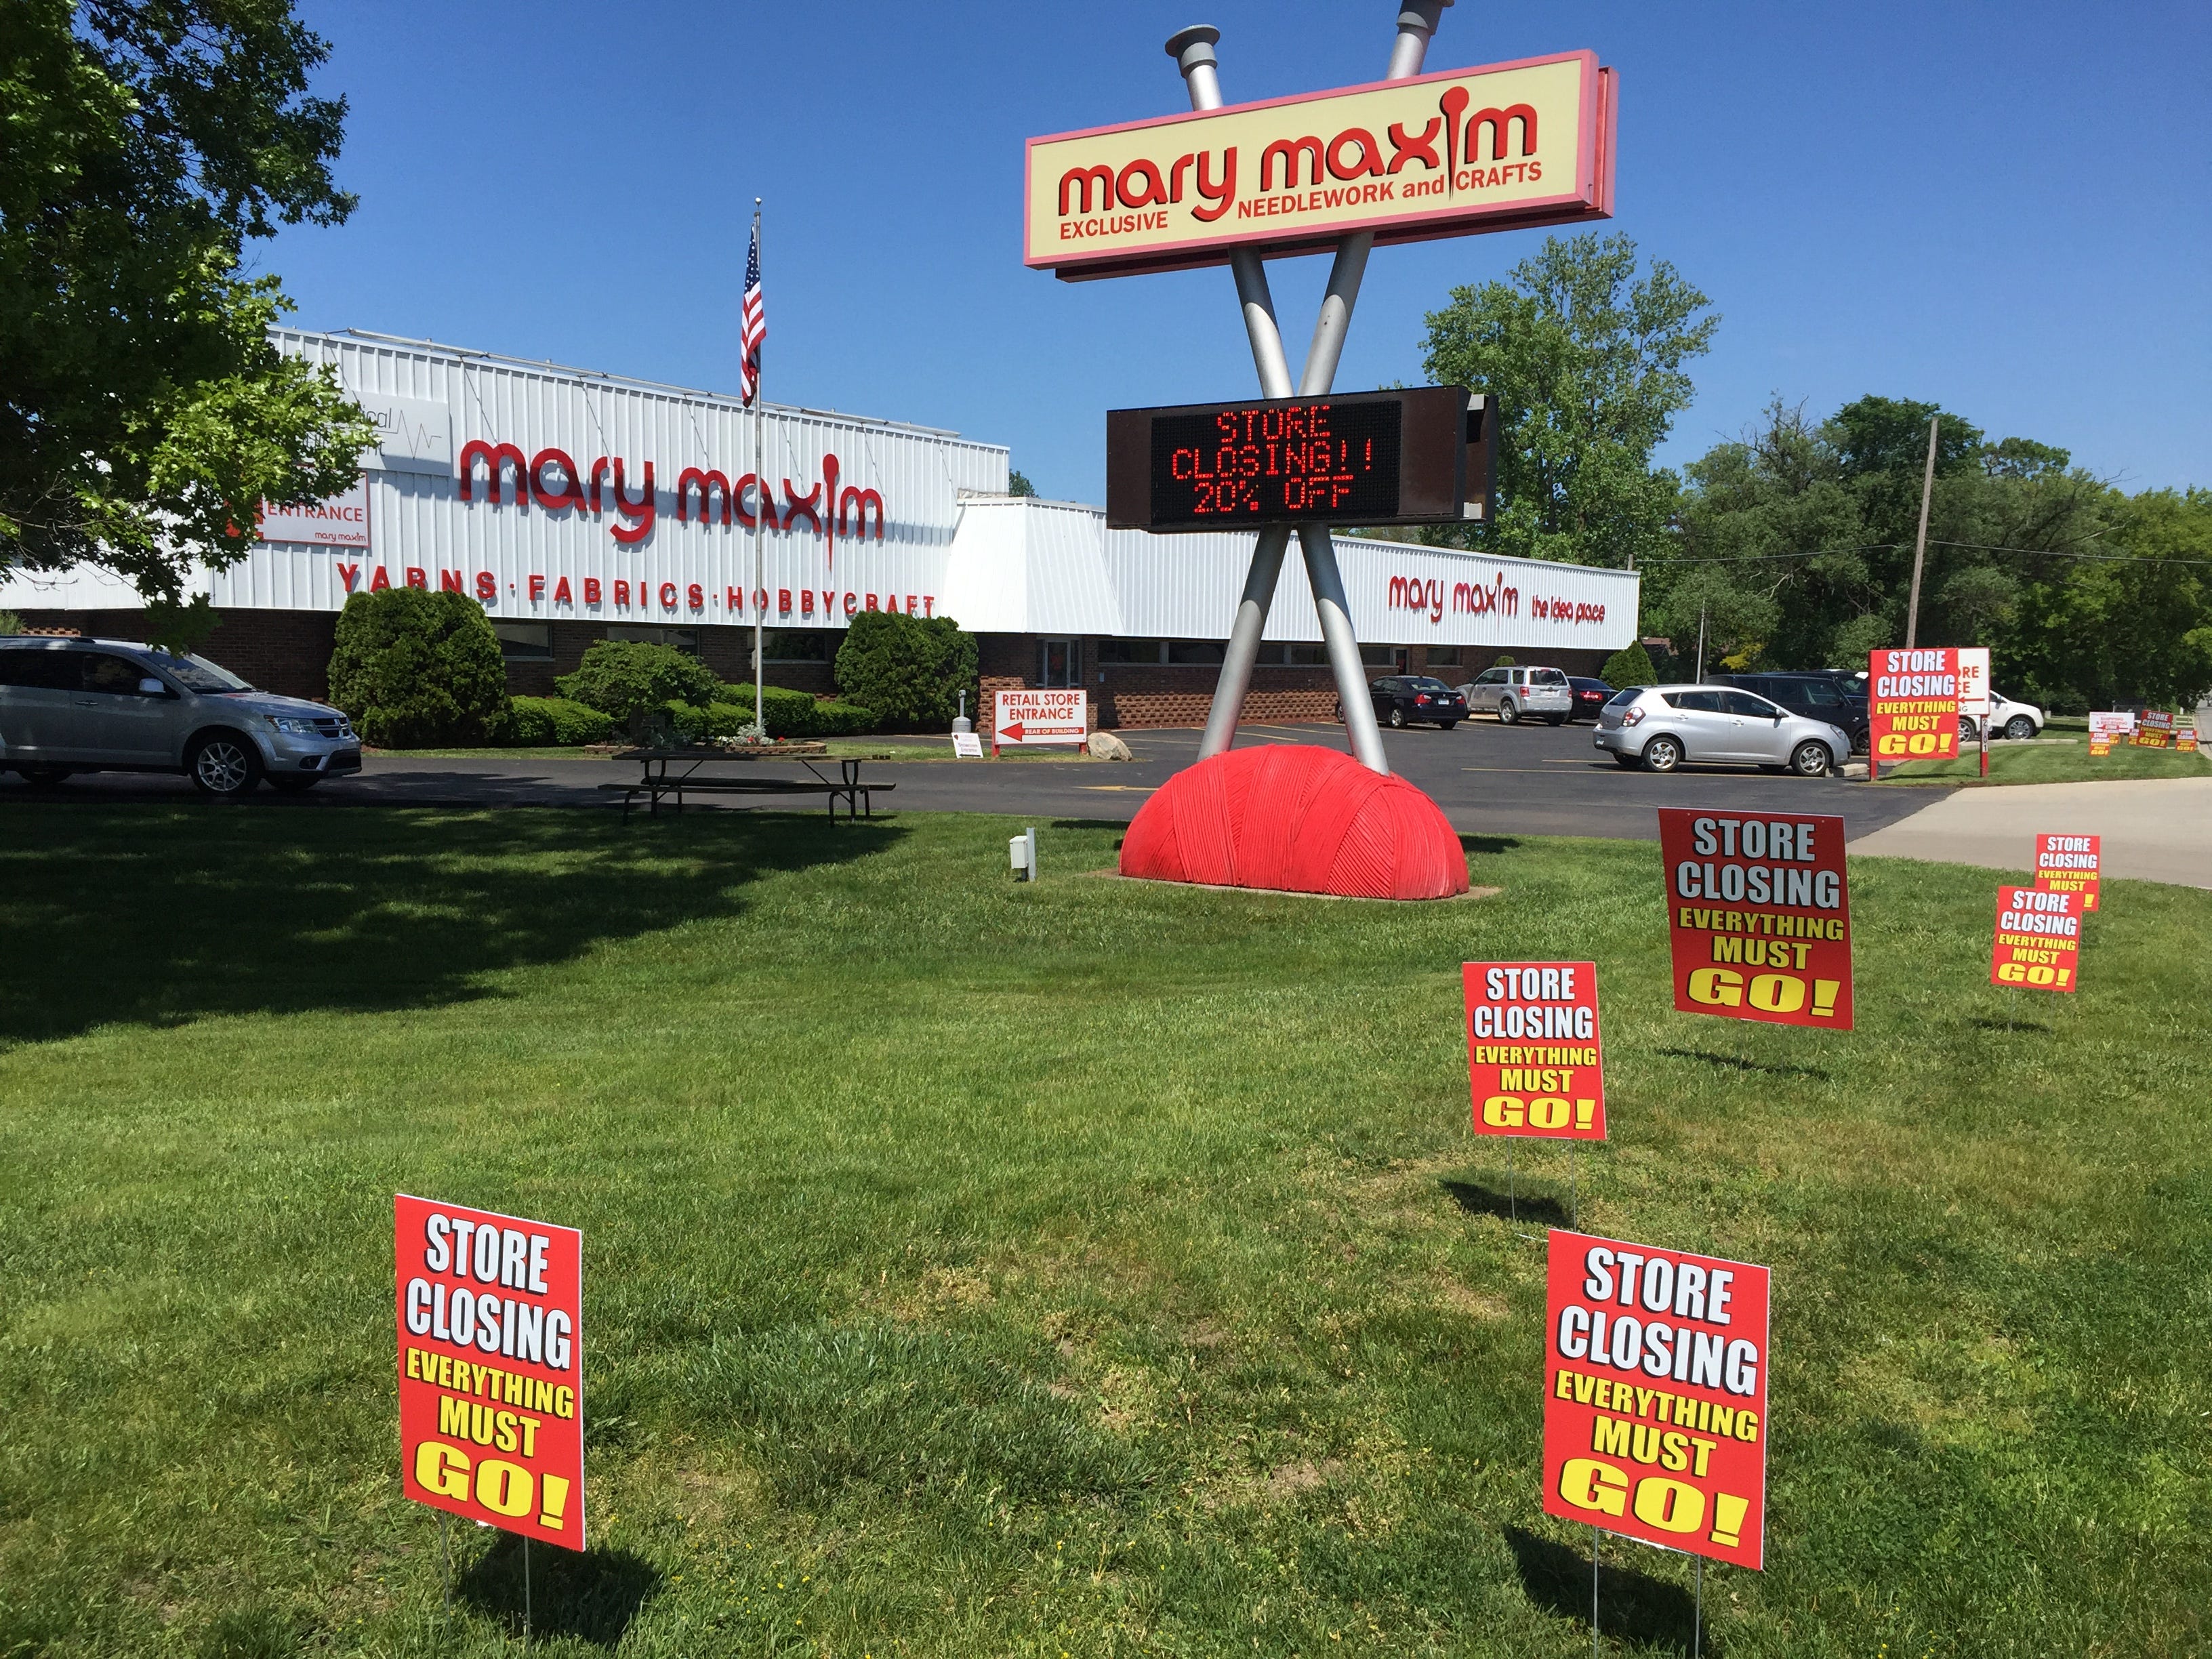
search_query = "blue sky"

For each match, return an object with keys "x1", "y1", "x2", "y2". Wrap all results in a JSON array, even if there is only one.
[{"x1": 265, "y1": 1, "x2": 2210, "y2": 504}]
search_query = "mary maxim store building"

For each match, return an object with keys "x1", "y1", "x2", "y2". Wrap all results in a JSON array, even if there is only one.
[{"x1": 4, "y1": 329, "x2": 1639, "y2": 724}]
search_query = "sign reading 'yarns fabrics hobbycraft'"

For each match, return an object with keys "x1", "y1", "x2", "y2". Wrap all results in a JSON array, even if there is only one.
[
  {"x1": 1462, "y1": 961, "x2": 1606, "y2": 1140},
  {"x1": 1544, "y1": 1230, "x2": 1771, "y2": 1569},
  {"x1": 1658, "y1": 809, "x2": 1853, "y2": 1029},
  {"x1": 1991, "y1": 885, "x2": 2081, "y2": 993},
  {"x1": 1868, "y1": 647, "x2": 1960, "y2": 764},
  {"x1": 396, "y1": 1195, "x2": 583, "y2": 1550},
  {"x1": 1026, "y1": 54, "x2": 1616, "y2": 281},
  {"x1": 994, "y1": 689, "x2": 1088, "y2": 749},
  {"x1": 2032, "y1": 834, "x2": 2101, "y2": 914}
]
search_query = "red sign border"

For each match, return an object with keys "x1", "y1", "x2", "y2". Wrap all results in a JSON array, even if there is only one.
[{"x1": 1462, "y1": 959, "x2": 1607, "y2": 1141}]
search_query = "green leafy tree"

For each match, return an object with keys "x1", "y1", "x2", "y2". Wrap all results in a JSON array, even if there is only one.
[
  {"x1": 1008, "y1": 470, "x2": 1038, "y2": 497},
  {"x1": 834, "y1": 611, "x2": 978, "y2": 732},
  {"x1": 1599, "y1": 640, "x2": 1655, "y2": 687},
  {"x1": 1, "y1": 0, "x2": 375, "y2": 599},
  {"x1": 1420, "y1": 232, "x2": 1717, "y2": 568},
  {"x1": 554, "y1": 640, "x2": 720, "y2": 721},
  {"x1": 326, "y1": 589, "x2": 508, "y2": 748}
]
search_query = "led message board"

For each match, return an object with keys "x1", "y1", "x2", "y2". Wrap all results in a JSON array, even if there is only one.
[{"x1": 1106, "y1": 386, "x2": 1493, "y2": 532}]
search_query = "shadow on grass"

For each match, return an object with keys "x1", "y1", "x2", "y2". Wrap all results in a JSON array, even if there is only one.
[
  {"x1": 1963, "y1": 1016, "x2": 2051, "y2": 1033},
  {"x1": 1458, "y1": 834, "x2": 1522, "y2": 856},
  {"x1": 457, "y1": 1533, "x2": 661, "y2": 1648},
  {"x1": 0, "y1": 806, "x2": 903, "y2": 1044},
  {"x1": 1654, "y1": 1047, "x2": 1830, "y2": 1080},
  {"x1": 1504, "y1": 1525, "x2": 1711, "y2": 1656},
  {"x1": 1441, "y1": 1178, "x2": 1569, "y2": 1229}
]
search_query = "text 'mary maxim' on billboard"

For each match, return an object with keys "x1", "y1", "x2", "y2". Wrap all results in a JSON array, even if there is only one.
[
  {"x1": 1658, "y1": 808, "x2": 1853, "y2": 1030},
  {"x1": 1544, "y1": 1230, "x2": 1771, "y2": 1569},
  {"x1": 396, "y1": 1195, "x2": 585, "y2": 1550},
  {"x1": 1026, "y1": 53, "x2": 1615, "y2": 281},
  {"x1": 1463, "y1": 961, "x2": 1606, "y2": 1141}
]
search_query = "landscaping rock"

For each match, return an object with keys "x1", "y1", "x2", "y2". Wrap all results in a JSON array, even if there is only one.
[{"x1": 1087, "y1": 731, "x2": 1134, "y2": 761}]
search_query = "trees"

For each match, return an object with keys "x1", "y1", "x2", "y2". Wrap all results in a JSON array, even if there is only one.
[
  {"x1": 1420, "y1": 232, "x2": 1718, "y2": 569},
  {"x1": 1, "y1": 0, "x2": 374, "y2": 600},
  {"x1": 1008, "y1": 470, "x2": 1038, "y2": 497},
  {"x1": 834, "y1": 611, "x2": 978, "y2": 732},
  {"x1": 326, "y1": 590, "x2": 508, "y2": 748},
  {"x1": 554, "y1": 641, "x2": 720, "y2": 722}
]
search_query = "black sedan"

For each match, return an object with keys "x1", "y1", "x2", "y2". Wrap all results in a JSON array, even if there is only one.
[
  {"x1": 1566, "y1": 676, "x2": 1615, "y2": 721},
  {"x1": 1369, "y1": 676, "x2": 1467, "y2": 730}
]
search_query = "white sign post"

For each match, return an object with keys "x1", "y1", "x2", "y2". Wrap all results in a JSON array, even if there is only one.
[
  {"x1": 994, "y1": 689, "x2": 1088, "y2": 755},
  {"x1": 1957, "y1": 647, "x2": 1992, "y2": 776}
]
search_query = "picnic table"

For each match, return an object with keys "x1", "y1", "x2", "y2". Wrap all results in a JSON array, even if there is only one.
[{"x1": 602, "y1": 747, "x2": 893, "y2": 821}]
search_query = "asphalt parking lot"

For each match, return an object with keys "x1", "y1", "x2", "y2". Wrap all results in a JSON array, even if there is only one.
[{"x1": 0, "y1": 714, "x2": 1946, "y2": 843}]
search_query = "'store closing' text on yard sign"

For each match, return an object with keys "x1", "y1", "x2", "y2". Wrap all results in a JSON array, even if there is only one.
[
  {"x1": 1544, "y1": 1230, "x2": 1771, "y2": 1569},
  {"x1": 1658, "y1": 809, "x2": 1853, "y2": 1029},
  {"x1": 994, "y1": 689, "x2": 1088, "y2": 750},
  {"x1": 395, "y1": 1195, "x2": 583, "y2": 1550},
  {"x1": 1991, "y1": 884, "x2": 2082, "y2": 993},
  {"x1": 2034, "y1": 833, "x2": 2101, "y2": 913},
  {"x1": 1026, "y1": 53, "x2": 1616, "y2": 280},
  {"x1": 1463, "y1": 960, "x2": 1606, "y2": 1140},
  {"x1": 1868, "y1": 647, "x2": 1961, "y2": 764}
]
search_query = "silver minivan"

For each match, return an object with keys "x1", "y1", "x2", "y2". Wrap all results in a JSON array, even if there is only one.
[
  {"x1": 0, "y1": 637, "x2": 360, "y2": 798},
  {"x1": 1593, "y1": 684, "x2": 1850, "y2": 777},
  {"x1": 1457, "y1": 664, "x2": 1574, "y2": 724}
]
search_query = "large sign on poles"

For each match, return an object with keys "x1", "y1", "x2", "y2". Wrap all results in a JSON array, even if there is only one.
[
  {"x1": 1027, "y1": 53, "x2": 1616, "y2": 281},
  {"x1": 1544, "y1": 1230, "x2": 1771, "y2": 1568},
  {"x1": 396, "y1": 1195, "x2": 585, "y2": 1549},
  {"x1": 1463, "y1": 960, "x2": 1606, "y2": 1139},
  {"x1": 1990, "y1": 885, "x2": 2082, "y2": 993},
  {"x1": 2032, "y1": 833, "x2": 2101, "y2": 914},
  {"x1": 994, "y1": 689, "x2": 1088, "y2": 751},
  {"x1": 1867, "y1": 647, "x2": 1961, "y2": 765},
  {"x1": 1658, "y1": 809, "x2": 1853, "y2": 1029}
]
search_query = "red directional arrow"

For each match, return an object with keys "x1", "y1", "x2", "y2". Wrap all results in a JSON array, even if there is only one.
[{"x1": 999, "y1": 722, "x2": 1025, "y2": 741}]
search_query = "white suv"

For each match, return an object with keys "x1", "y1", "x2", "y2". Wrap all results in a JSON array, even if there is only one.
[
  {"x1": 1458, "y1": 665, "x2": 1574, "y2": 725},
  {"x1": 1962, "y1": 690, "x2": 2045, "y2": 743}
]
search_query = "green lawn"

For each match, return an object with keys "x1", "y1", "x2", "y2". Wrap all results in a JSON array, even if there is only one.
[
  {"x1": 1, "y1": 808, "x2": 2207, "y2": 1657},
  {"x1": 369, "y1": 740, "x2": 1094, "y2": 763},
  {"x1": 1883, "y1": 729, "x2": 2208, "y2": 785}
]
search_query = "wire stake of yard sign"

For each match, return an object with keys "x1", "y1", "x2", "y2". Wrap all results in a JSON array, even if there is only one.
[
  {"x1": 524, "y1": 1536, "x2": 532, "y2": 1649},
  {"x1": 1591, "y1": 1527, "x2": 1600, "y2": 1655},
  {"x1": 439, "y1": 1512, "x2": 451, "y2": 1633}
]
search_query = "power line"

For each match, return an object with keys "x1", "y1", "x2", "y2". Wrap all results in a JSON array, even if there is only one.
[{"x1": 1646, "y1": 540, "x2": 2212, "y2": 569}]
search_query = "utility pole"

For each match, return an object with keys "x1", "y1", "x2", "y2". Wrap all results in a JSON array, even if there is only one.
[{"x1": 1904, "y1": 413, "x2": 1938, "y2": 648}]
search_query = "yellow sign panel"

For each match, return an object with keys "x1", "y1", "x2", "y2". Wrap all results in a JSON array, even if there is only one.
[{"x1": 1025, "y1": 53, "x2": 1614, "y2": 281}]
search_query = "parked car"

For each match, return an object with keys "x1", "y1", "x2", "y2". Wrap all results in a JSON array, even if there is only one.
[
  {"x1": 0, "y1": 637, "x2": 360, "y2": 798},
  {"x1": 1718, "y1": 672, "x2": 1870, "y2": 753},
  {"x1": 1368, "y1": 675, "x2": 1467, "y2": 730},
  {"x1": 1593, "y1": 684, "x2": 1851, "y2": 777},
  {"x1": 1961, "y1": 689, "x2": 2045, "y2": 742},
  {"x1": 1457, "y1": 664, "x2": 1574, "y2": 725},
  {"x1": 1565, "y1": 676, "x2": 1614, "y2": 722}
]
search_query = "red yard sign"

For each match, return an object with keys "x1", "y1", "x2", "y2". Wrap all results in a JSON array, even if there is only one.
[
  {"x1": 1657, "y1": 809, "x2": 1853, "y2": 1029},
  {"x1": 1544, "y1": 1229, "x2": 1771, "y2": 1569},
  {"x1": 1868, "y1": 647, "x2": 1961, "y2": 765},
  {"x1": 2032, "y1": 834, "x2": 2101, "y2": 914},
  {"x1": 395, "y1": 1195, "x2": 585, "y2": 1549},
  {"x1": 1990, "y1": 885, "x2": 2081, "y2": 993},
  {"x1": 1462, "y1": 960, "x2": 1605, "y2": 1139}
]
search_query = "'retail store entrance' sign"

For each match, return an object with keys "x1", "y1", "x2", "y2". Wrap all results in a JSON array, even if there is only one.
[{"x1": 396, "y1": 1195, "x2": 585, "y2": 1550}]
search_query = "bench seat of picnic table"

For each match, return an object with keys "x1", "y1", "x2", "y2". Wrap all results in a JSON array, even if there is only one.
[{"x1": 600, "y1": 771, "x2": 895, "y2": 820}]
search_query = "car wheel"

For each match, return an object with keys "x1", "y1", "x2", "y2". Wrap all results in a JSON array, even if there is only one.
[
  {"x1": 188, "y1": 732, "x2": 262, "y2": 799},
  {"x1": 2005, "y1": 716, "x2": 2035, "y2": 741},
  {"x1": 15, "y1": 764, "x2": 72, "y2": 787},
  {"x1": 268, "y1": 775, "x2": 319, "y2": 794},
  {"x1": 1790, "y1": 741, "x2": 1833, "y2": 778},
  {"x1": 1497, "y1": 699, "x2": 1519, "y2": 725},
  {"x1": 1957, "y1": 714, "x2": 1978, "y2": 742},
  {"x1": 1388, "y1": 705, "x2": 1406, "y2": 729},
  {"x1": 1641, "y1": 735, "x2": 1683, "y2": 773}
]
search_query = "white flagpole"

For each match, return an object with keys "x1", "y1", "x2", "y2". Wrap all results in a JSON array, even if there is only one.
[{"x1": 750, "y1": 199, "x2": 765, "y2": 738}]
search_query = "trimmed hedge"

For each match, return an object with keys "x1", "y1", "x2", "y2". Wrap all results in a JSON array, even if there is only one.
[
  {"x1": 1600, "y1": 640, "x2": 1657, "y2": 687},
  {"x1": 671, "y1": 687, "x2": 876, "y2": 741},
  {"x1": 555, "y1": 641, "x2": 720, "y2": 721},
  {"x1": 833, "y1": 611, "x2": 977, "y2": 732},
  {"x1": 503, "y1": 696, "x2": 615, "y2": 746},
  {"x1": 327, "y1": 588, "x2": 508, "y2": 747}
]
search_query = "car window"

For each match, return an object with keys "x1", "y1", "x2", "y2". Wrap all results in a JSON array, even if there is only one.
[
  {"x1": 1474, "y1": 668, "x2": 1506, "y2": 684},
  {"x1": 1723, "y1": 691, "x2": 1782, "y2": 718},
  {"x1": 1605, "y1": 687, "x2": 1644, "y2": 705},
  {"x1": 1530, "y1": 669, "x2": 1568, "y2": 686},
  {"x1": 157, "y1": 652, "x2": 251, "y2": 693},
  {"x1": 81, "y1": 653, "x2": 153, "y2": 695},
  {"x1": 1801, "y1": 680, "x2": 1841, "y2": 705},
  {"x1": 0, "y1": 647, "x2": 85, "y2": 691},
  {"x1": 1509, "y1": 670, "x2": 1527, "y2": 684},
  {"x1": 1371, "y1": 678, "x2": 1394, "y2": 692},
  {"x1": 1408, "y1": 677, "x2": 1450, "y2": 690},
  {"x1": 1662, "y1": 690, "x2": 1723, "y2": 712}
]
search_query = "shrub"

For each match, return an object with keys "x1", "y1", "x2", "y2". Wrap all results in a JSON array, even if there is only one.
[
  {"x1": 833, "y1": 611, "x2": 977, "y2": 732},
  {"x1": 327, "y1": 588, "x2": 508, "y2": 747},
  {"x1": 503, "y1": 696, "x2": 615, "y2": 746},
  {"x1": 1600, "y1": 641, "x2": 1656, "y2": 687},
  {"x1": 555, "y1": 640, "x2": 720, "y2": 721},
  {"x1": 703, "y1": 684, "x2": 878, "y2": 739},
  {"x1": 0, "y1": 611, "x2": 22, "y2": 636}
]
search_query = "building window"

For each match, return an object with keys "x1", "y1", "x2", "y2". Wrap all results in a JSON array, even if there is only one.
[
  {"x1": 1040, "y1": 638, "x2": 1080, "y2": 687},
  {"x1": 1360, "y1": 643, "x2": 1398, "y2": 668},
  {"x1": 1098, "y1": 638, "x2": 1165, "y2": 664},
  {"x1": 604, "y1": 625, "x2": 700, "y2": 657},
  {"x1": 759, "y1": 630, "x2": 833, "y2": 663},
  {"x1": 1256, "y1": 642, "x2": 1332, "y2": 665},
  {"x1": 493, "y1": 621, "x2": 553, "y2": 661},
  {"x1": 1166, "y1": 639, "x2": 1226, "y2": 665}
]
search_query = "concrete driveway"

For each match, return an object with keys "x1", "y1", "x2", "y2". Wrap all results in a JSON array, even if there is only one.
[{"x1": 1847, "y1": 777, "x2": 2211, "y2": 889}]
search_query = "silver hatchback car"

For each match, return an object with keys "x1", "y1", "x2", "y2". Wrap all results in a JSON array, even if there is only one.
[
  {"x1": 0, "y1": 637, "x2": 360, "y2": 798},
  {"x1": 1593, "y1": 684, "x2": 1851, "y2": 777}
]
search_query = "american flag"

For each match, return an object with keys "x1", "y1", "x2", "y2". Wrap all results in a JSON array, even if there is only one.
[{"x1": 739, "y1": 220, "x2": 766, "y2": 407}]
